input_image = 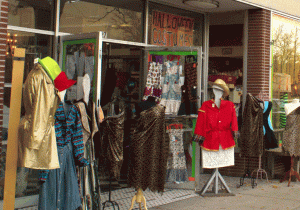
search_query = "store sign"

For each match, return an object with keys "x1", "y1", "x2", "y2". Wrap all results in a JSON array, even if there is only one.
[{"x1": 151, "y1": 11, "x2": 194, "y2": 47}]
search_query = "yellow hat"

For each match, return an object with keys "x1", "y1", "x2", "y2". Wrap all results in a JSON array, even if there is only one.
[{"x1": 209, "y1": 79, "x2": 230, "y2": 97}]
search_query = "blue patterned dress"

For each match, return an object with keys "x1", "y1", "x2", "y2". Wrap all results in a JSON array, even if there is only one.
[{"x1": 38, "y1": 102, "x2": 89, "y2": 210}]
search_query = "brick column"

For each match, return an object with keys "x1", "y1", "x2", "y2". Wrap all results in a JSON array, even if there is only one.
[
  {"x1": 247, "y1": 9, "x2": 271, "y2": 100},
  {"x1": 0, "y1": 0, "x2": 8, "y2": 157}
]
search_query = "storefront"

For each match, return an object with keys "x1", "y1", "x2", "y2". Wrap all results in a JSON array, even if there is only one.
[{"x1": 1, "y1": 0, "x2": 300, "y2": 209}]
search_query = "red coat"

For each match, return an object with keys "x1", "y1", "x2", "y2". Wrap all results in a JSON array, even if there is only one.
[{"x1": 194, "y1": 99, "x2": 238, "y2": 151}]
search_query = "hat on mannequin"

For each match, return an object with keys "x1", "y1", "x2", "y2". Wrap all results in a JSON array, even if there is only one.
[
  {"x1": 208, "y1": 79, "x2": 229, "y2": 97},
  {"x1": 38, "y1": 56, "x2": 76, "y2": 91}
]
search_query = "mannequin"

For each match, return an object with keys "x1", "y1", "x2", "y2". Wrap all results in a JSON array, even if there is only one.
[
  {"x1": 284, "y1": 98, "x2": 300, "y2": 116},
  {"x1": 194, "y1": 79, "x2": 237, "y2": 195}
]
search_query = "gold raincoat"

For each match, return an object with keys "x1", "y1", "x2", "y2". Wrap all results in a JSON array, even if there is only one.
[{"x1": 18, "y1": 64, "x2": 60, "y2": 169}]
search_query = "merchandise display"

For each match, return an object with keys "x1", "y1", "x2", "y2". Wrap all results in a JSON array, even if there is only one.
[
  {"x1": 18, "y1": 62, "x2": 60, "y2": 170},
  {"x1": 263, "y1": 101, "x2": 278, "y2": 150},
  {"x1": 283, "y1": 100, "x2": 300, "y2": 156},
  {"x1": 166, "y1": 125, "x2": 189, "y2": 183},
  {"x1": 240, "y1": 93, "x2": 264, "y2": 157},
  {"x1": 128, "y1": 104, "x2": 170, "y2": 193}
]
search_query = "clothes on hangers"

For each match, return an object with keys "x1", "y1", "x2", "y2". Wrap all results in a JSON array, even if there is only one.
[
  {"x1": 263, "y1": 101, "x2": 278, "y2": 150},
  {"x1": 99, "y1": 111, "x2": 125, "y2": 180},
  {"x1": 240, "y1": 93, "x2": 264, "y2": 157},
  {"x1": 160, "y1": 60, "x2": 182, "y2": 115},
  {"x1": 75, "y1": 101, "x2": 100, "y2": 210},
  {"x1": 143, "y1": 61, "x2": 163, "y2": 102},
  {"x1": 166, "y1": 124, "x2": 189, "y2": 183},
  {"x1": 38, "y1": 102, "x2": 88, "y2": 210}
]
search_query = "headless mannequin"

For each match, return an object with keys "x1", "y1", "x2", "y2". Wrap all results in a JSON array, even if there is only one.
[{"x1": 129, "y1": 98, "x2": 156, "y2": 210}]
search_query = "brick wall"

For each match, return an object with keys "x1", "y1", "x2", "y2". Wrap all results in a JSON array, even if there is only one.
[
  {"x1": 0, "y1": 0, "x2": 8, "y2": 159},
  {"x1": 247, "y1": 9, "x2": 271, "y2": 100}
]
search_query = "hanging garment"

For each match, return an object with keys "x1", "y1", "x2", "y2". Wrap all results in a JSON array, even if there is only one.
[
  {"x1": 283, "y1": 106, "x2": 300, "y2": 156},
  {"x1": 184, "y1": 55, "x2": 198, "y2": 115},
  {"x1": 160, "y1": 61, "x2": 182, "y2": 115},
  {"x1": 166, "y1": 127, "x2": 189, "y2": 183},
  {"x1": 143, "y1": 62, "x2": 162, "y2": 102},
  {"x1": 128, "y1": 105, "x2": 170, "y2": 193},
  {"x1": 178, "y1": 85, "x2": 198, "y2": 116},
  {"x1": 263, "y1": 101, "x2": 278, "y2": 150},
  {"x1": 240, "y1": 93, "x2": 264, "y2": 157},
  {"x1": 75, "y1": 101, "x2": 101, "y2": 210},
  {"x1": 194, "y1": 99, "x2": 238, "y2": 151},
  {"x1": 38, "y1": 103, "x2": 89, "y2": 210},
  {"x1": 280, "y1": 93, "x2": 288, "y2": 128},
  {"x1": 99, "y1": 111, "x2": 125, "y2": 180},
  {"x1": 18, "y1": 63, "x2": 60, "y2": 170}
]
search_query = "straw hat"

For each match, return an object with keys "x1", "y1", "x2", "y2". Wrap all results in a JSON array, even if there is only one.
[
  {"x1": 284, "y1": 99, "x2": 300, "y2": 116},
  {"x1": 209, "y1": 79, "x2": 230, "y2": 97}
]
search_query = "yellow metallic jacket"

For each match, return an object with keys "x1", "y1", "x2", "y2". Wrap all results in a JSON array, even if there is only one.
[{"x1": 18, "y1": 64, "x2": 60, "y2": 169}]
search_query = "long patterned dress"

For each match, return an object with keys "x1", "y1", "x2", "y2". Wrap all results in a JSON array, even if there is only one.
[
  {"x1": 128, "y1": 104, "x2": 170, "y2": 193},
  {"x1": 166, "y1": 128, "x2": 189, "y2": 183}
]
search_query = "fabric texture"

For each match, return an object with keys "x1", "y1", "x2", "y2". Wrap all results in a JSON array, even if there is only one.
[
  {"x1": 240, "y1": 93, "x2": 264, "y2": 157},
  {"x1": 39, "y1": 102, "x2": 89, "y2": 181},
  {"x1": 160, "y1": 61, "x2": 182, "y2": 115},
  {"x1": 75, "y1": 101, "x2": 101, "y2": 210},
  {"x1": 263, "y1": 101, "x2": 278, "y2": 150},
  {"x1": 143, "y1": 62, "x2": 163, "y2": 102},
  {"x1": 280, "y1": 93, "x2": 288, "y2": 128},
  {"x1": 99, "y1": 111, "x2": 125, "y2": 180},
  {"x1": 283, "y1": 106, "x2": 300, "y2": 156},
  {"x1": 202, "y1": 145, "x2": 235, "y2": 168},
  {"x1": 128, "y1": 105, "x2": 170, "y2": 193},
  {"x1": 18, "y1": 63, "x2": 60, "y2": 170},
  {"x1": 166, "y1": 128, "x2": 189, "y2": 183},
  {"x1": 38, "y1": 142, "x2": 81, "y2": 210},
  {"x1": 194, "y1": 99, "x2": 238, "y2": 151}
]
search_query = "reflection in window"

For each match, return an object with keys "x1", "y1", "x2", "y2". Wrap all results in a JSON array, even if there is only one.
[
  {"x1": 5, "y1": 30, "x2": 52, "y2": 83},
  {"x1": 60, "y1": 1, "x2": 143, "y2": 42},
  {"x1": 271, "y1": 14, "x2": 300, "y2": 130},
  {"x1": 0, "y1": 30, "x2": 52, "y2": 200},
  {"x1": 8, "y1": 0, "x2": 55, "y2": 31}
]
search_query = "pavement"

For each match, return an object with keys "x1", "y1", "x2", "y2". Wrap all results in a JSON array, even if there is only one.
[{"x1": 149, "y1": 175, "x2": 300, "y2": 210}]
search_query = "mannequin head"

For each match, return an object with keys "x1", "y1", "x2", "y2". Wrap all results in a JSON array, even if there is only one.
[{"x1": 212, "y1": 85, "x2": 224, "y2": 99}]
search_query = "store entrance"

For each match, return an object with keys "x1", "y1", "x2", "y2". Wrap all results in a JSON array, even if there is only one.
[{"x1": 59, "y1": 32, "x2": 204, "y2": 193}]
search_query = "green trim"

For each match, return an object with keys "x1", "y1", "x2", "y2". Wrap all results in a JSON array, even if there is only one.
[
  {"x1": 148, "y1": 51, "x2": 197, "y2": 56},
  {"x1": 62, "y1": 38, "x2": 97, "y2": 72}
]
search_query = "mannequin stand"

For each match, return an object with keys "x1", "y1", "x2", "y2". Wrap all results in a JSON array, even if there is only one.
[
  {"x1": 280, "y1": 156, "x2": 300, "y2": 187},
  {"x1": 251, "y1": 155, "x2": 268, "y2": 187},
  {"x1": 200, "y1": 168, "x2": 234, "y2": 196},
  {"x1": 240, "y1": 157, "x2": 256, "y2": 188},
  {"x1": 102, "y1": 177, "x2": 119, "y2": 210},
  {"x1": 129, "y1": 188, "x2": 148, "y2": 210}
]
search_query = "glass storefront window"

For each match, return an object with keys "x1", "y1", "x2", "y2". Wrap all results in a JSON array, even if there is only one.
[
  {"x1": 148, "y1": 2, "x2": 204, "y2": 47},
  {"x1": 59, "y1": 1, "x2": 144, "y2": 43},
  {"x1": 8, "y1": 0, "x2": 55, "y2": 31},
  {"x1": 271, "y1": 14, "x2": 300, "y2": 130},
  {"x1": 1, "y1": 30, "x2": 53, "y2": 200}
]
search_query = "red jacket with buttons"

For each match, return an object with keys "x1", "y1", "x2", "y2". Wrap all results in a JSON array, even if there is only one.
[{"x1": 194, "y1": 99, "x2": 238, "y2": 151}]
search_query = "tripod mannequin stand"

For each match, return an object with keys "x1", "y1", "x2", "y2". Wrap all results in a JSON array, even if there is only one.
[{"x1": 102, "y1": 177, "x2": 120, "y2": 210}]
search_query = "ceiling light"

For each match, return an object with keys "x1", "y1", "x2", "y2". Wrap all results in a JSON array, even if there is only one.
[
  {"x1": 183, "y1": 0, "x2": 219, "y2": 9},
  {"x1": 68, "y1": 0, "x2": 80, "y2": 3}
]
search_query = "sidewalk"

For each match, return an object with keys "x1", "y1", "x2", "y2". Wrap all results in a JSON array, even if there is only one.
[{"x1": 149, "y1": 175, "x2": 300, "y2": 210}]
